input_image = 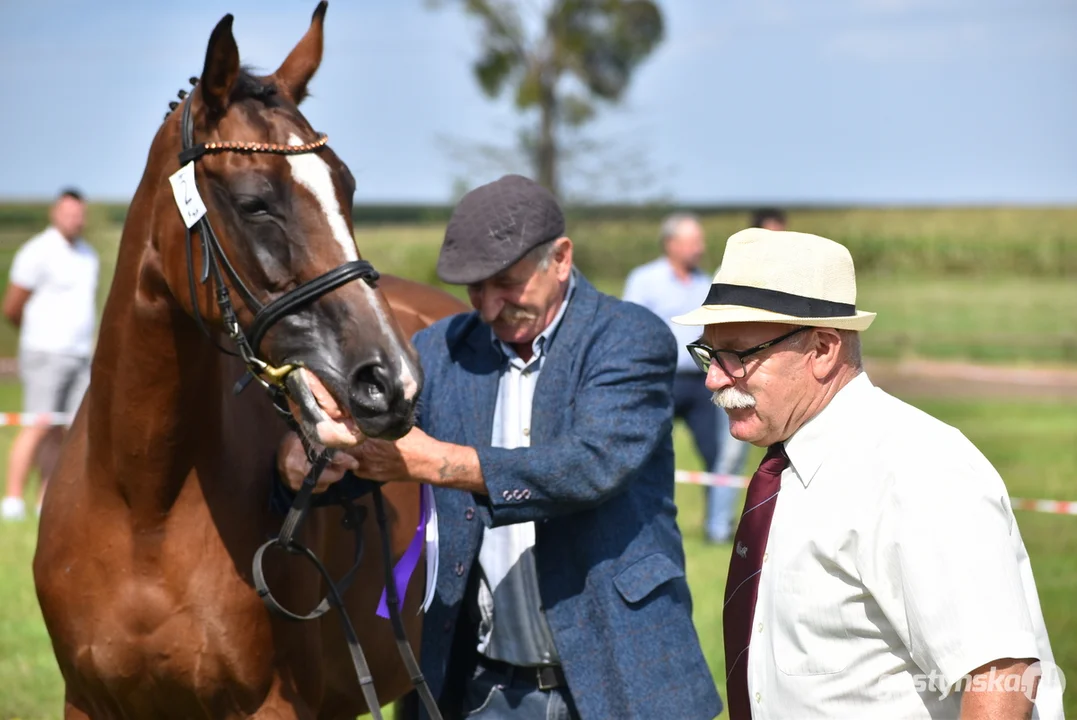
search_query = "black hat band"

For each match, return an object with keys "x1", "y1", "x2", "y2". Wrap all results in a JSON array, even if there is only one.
[{"x1": 703, "y1": 283, "x2": 856, "y2": 318}]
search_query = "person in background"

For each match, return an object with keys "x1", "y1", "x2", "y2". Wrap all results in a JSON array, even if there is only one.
[
  {"x1": 675, "y1": 227, "x2": 1062, "y2": 720},
  {"x1": 277, "y1": 176, "x2": 721, "y2": 720},
  {"x1": 622, "y1": 213, "x2": 736, "y2": 543},
  {"x1": 1, "y1": 189, "x2": 99, "y2": 521},
  {"x1": 748, "y1": 207, "x2": 786, "y2": 231}
]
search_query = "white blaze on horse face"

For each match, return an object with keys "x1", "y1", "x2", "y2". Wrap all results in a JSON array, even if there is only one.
[
  {"x1": 285, "y1": 134, "x2": 358, "y2": 262},
  {"x1": 286, "y1": 134, "x2": 419, "y2": 403},
  {"x1": 359, "y1": 282, "x2": 420, "y2": 402}
]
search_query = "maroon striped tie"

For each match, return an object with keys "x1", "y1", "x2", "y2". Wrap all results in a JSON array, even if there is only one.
[{"x1": 723, "y1": 443, "x2": 787, "y2": 720}]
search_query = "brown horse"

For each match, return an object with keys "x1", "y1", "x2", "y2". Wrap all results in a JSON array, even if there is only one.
[{"x1": 33, "y1": 4, "x2": 465, "y2": 718}]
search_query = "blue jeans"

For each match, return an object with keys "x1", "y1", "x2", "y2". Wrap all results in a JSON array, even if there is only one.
[
  {"x1": 463, "y1": 662, "x2": 579, "y2": 719},
  {"x1": 706, "y1": 406, "x2": 750, "y2": 542}
]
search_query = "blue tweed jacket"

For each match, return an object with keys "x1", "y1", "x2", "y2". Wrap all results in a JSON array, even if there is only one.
[{"x1": 411, "y1": 274, "x2": 721, "y2": 720}]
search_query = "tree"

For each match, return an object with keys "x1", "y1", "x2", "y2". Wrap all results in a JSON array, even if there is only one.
[{"x1": 433, "y1": 0, "x2": 664, "y2": 200}]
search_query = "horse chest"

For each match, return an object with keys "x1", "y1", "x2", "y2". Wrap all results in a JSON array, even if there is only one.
[{"x1": 61, "y1": 534, "x2": 277, "y2": 706}]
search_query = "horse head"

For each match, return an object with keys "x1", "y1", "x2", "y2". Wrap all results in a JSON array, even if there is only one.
[{"x1": 155, "y1": 2, "x2": 422, "y2": 445}]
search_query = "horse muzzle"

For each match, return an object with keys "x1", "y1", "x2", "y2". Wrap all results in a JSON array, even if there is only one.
[{"x1": 284, "y1": 359, "x2": 418, "y2": 448}]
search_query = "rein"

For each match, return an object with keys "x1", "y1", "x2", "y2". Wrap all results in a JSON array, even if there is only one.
[{"x1": 176, "y1": 94, "x2": 442, "y2": 720}]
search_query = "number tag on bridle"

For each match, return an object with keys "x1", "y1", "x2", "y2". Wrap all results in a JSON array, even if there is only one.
[{"x1": 168, "y1": 161, "x2": 208, "y2": 229}]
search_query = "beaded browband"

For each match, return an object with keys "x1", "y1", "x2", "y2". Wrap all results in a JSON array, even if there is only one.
[
  {"x1": 179, "y1": 133, "x2": 329, "y2": 166},
  {"x1": 167, "y1": 76, "x2": 330, "y2": 164}
]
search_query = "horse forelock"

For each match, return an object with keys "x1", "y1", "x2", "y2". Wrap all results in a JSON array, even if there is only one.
[{"x1": 163, "y1": 67, "x2": 284, "y2": 125}]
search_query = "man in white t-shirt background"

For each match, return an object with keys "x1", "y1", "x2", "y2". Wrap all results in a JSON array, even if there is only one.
[{"x1": 1, "y1": 189, "x2": 99, "y2": 521}]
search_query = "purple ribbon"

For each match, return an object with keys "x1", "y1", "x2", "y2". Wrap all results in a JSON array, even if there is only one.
[{"x1": 376, "y1": 485, "x2": 431, "y2": 619}]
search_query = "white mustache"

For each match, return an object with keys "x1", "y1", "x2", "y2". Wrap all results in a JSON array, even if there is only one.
[
  {"x1": 497, "y1": 305, "x2": 538, "y2": 324},
  {"x1": 712, "y1": 386, "x2": 756, "y2": 409}
]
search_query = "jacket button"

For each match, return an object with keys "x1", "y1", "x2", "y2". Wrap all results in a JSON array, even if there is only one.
[
  {"x1": 455, "y1": 562, "x2": 465, "y2": 577},
  {"x1": 443, "y1": 620, "x2": 452, "y2": 633},
  {"x1": 465, "y1": 507, "x2": 475, "y2": 521},
  {"x1": 522, "y1": 489, "x2": 531, "y2": 499},
  {"x1": 502, "y1": 490, "x2": 511, "y2": 500}
]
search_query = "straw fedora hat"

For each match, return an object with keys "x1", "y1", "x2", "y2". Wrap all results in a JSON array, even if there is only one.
[{"x1": 672, "y1": 228, "x2": 876, "y2": 331}]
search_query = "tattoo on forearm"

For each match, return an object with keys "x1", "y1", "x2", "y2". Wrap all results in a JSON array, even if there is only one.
[{"x1": 438, "y1": 457, "x2": 469, "y2": 484}]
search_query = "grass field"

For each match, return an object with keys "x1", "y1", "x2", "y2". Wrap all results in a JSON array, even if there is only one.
[
  {"x1": 1, "y1": 374, "x2": 1074, "y2": 718},
  {"x1": 0, "y1": 204, "x2": 1074, "y2": 716},
  {"x1": 1, "y1": 212, "x2": 1076, "y2": 365}
]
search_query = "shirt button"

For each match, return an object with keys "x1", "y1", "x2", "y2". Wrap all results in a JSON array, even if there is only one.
[
  {"x1": 455, "y1": 562, "x2": 465, "y2": 577},
  {"x1": 755, "y1": 692, "x2": 762, "y2": 703},
  {"x1": 465, "y1": 507, "x2": 475, "y2": 521},
  {"x1": 763, "y1": 552, "x2": 769, "y2": 563},
  {"x1": 757, "y1": 622, "x2": 764, "y2": 633},
  {"x1": 522, "y1": 427, "x2": 530, "y2": 437}
]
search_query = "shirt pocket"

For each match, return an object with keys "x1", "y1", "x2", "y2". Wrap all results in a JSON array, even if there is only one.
[
  {"x1": 614, "y1": 552, "x2": 685, "y2": 605},
  {"x1": 772, "y1": 569, "x2": 852, "y2": 676}
]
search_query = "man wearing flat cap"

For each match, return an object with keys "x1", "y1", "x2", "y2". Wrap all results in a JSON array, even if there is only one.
[
  {"x1": 278, "y1": 175, "x2": 720, "y2": 719},
  {"x1": 674, "y1": 228, "x2": 1062, "y2": 719}
]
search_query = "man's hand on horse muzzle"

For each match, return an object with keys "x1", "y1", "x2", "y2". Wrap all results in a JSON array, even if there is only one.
[
  {"x1": 277, "y1": 428, "x2": 487, "y2": 495},
  {"x1": 277, "y1": 431, "x2": 359, "y2": 494}
]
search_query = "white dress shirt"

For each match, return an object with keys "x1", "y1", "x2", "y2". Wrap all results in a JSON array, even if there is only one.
[
  {"x1": 475, "y1": 273, "x2": 576, "y2": 667},
  {"x1": 747, "y1": 373, "x2": 1062, "y2": 719}
]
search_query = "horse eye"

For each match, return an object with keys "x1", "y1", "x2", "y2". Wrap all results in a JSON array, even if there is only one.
[{"x1": 237, "y1": 195, "x2": 269, "y2": 216}]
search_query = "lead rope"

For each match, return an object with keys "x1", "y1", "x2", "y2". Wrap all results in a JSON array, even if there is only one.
[
  {"x1": 253, "y1": 390, "x2": 444, "y2": 720},
  {"x1": 371, "y1": 485, "x2": 442, "y2": 717},
  {"x1": 253, "y1": 398, "x2": 385, "y2": 717}
]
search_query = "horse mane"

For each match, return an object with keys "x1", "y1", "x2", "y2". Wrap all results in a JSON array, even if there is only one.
[
  {"x1": 231, "y1": 68, "x2": 280, "y2": 104},
  {"x1": 164, "y1": 67, "x2": 280, "y2": 121}
]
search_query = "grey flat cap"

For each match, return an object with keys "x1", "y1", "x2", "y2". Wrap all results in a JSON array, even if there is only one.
[{"x1": 437, "y1": 174, "x2": 566, "y2": 285}]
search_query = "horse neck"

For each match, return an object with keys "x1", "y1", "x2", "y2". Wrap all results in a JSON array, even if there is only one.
[{"x1": 85, "y1": 120, "x2": 230, "y2": 517}]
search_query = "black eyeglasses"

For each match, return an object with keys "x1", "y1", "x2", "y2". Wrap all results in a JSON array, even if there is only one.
[{"x1": 686, "y1": 326, "x2": 810, "y2": 378}]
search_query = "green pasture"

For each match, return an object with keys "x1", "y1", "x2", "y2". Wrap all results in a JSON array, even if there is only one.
[
  {"x1": 0, "y1": 203, "x2": 1074, "y2": 716},
  {"x1": 0, "y1": 204, "x2": 1076, "y2": 364},
  {"x1": 1, "y1": 372, "x2": 1075, "y2": 718},
  {"x1": 2, "y1": 202, "x2": 1075, "y2": 278}
]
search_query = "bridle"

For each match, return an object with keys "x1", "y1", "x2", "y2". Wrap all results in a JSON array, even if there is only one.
[
  {"x1": 176, "y1": 93, "x2": 442, "y2": 720},
  {"x1": 177, "y1": 94, "x2": 379, "y2": 391}
]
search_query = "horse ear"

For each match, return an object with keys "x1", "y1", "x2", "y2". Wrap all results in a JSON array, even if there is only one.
[
  {"x1": 199, "y1": 14, "x2": 240, "y2": 117},
  {"x1": 273, "y1": 1, "x2": 327, "y2": 104}
]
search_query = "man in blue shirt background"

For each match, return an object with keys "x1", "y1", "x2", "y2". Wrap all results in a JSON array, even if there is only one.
[{"x1": 623, "y1": 214, "x2": 736, "y2": 543}]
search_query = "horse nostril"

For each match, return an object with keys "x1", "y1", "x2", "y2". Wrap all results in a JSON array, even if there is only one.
[{"x1": 349, "y1": 361, "x2": 393, "y2": 417}]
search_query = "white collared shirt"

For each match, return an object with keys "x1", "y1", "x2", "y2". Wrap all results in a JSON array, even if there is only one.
[
  {"x1": 748, "y1": 373, "x2": 1062, "y2": 719},
  {"x1": 475, "y1": 273, "x2": 577, "y2": 666}
]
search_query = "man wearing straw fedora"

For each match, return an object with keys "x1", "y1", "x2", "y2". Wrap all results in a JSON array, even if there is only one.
[{"x1": 673, "y1": 228, "x2": 1062, "y2": 719}]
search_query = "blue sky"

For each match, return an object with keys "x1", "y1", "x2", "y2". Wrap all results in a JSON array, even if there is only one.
[{"x1": 1, "y1": 0, "x2": 1074, "y2": 204}]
